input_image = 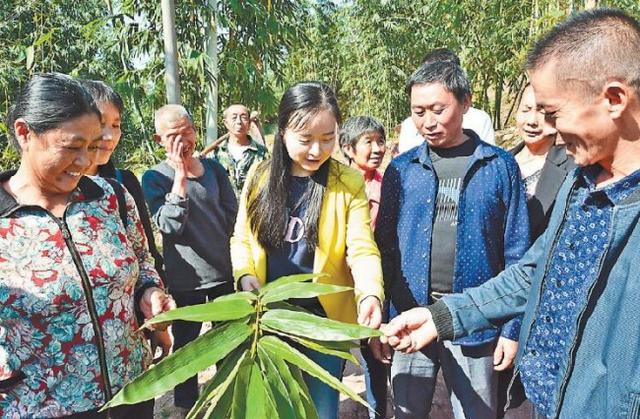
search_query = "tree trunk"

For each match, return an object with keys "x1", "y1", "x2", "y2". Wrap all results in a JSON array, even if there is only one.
[
  {"x1": 161, "y1": 0, "x2": 181, "y2": 104},
  {"x1": 205, "y1": 0, "x2": 218, "y2": 145}
]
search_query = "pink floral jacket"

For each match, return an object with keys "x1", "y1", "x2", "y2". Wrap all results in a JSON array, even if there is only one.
[{"x1": 0, "y1": 174, "x2": 163, "y2": 418}]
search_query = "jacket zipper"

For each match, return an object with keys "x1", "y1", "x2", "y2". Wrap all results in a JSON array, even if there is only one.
[
  {"x1": 48, "y1": 210, "x2": 113, "y2": 401},
  {"x1": 551, "y1": 227, "x2": 613, "y2": 418}
]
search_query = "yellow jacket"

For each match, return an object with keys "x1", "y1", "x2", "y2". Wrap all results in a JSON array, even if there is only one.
[{"x1": 231, "y1": 159, "x2": 384, "y2": 323}]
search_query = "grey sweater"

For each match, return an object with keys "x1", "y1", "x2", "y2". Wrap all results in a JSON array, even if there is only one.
[{"x1": 142, "y1": 158, "x2": 237, "y2": 291}]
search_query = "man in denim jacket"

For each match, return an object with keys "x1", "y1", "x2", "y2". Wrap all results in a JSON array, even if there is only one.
[
  {"x1": 383, "y1": 9, "x2": 640, "y2": 419},
  {"x1": 375, "y1": 61, "x2": 530, "y2": 418}
]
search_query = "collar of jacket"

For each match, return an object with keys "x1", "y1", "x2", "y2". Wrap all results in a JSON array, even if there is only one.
[
  {"x1": 564, "y1": 165, "x2": 640, "y2": 206},
  {"x1": 220, "y1": 135, "x2": 260, "y2": 152},
  {"x1": 97, "y1": 159, "x2": 117, "y2": 178},
  {"x1": 510, "y1": 141, "x2": 570, "y2": 168},
  {"x1": 411, "y1": 129, "x2": 497, "y2": 169},
  {"x1": 0, "y1": 170, "x2": 105, "y2": 217}
]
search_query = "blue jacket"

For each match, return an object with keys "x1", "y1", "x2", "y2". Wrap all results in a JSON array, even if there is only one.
[
  {"x1": 430, "y1": 167, "x2": 640, "y2": 418},
  {"x1": 376, "y1": 131, "x2": 530, "y2": 345}
]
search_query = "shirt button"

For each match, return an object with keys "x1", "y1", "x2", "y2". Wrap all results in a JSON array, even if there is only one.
[
  {"x1": 531, "y1": 349, "x2": 538, "y2": 356},
  {"x1": 556, "y1": 279, "x2": 563, "y2": 287}
]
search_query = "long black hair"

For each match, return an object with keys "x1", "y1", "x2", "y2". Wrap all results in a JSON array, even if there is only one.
[
  {"x1": 246, "y1": 81, "x2": 341, "y2": 250},
  {"x1": 7, "y1": 73, "x2": 101, "y2": 152}
]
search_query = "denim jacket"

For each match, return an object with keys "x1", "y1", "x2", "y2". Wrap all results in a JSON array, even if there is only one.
[
  {"x1": 430, "y1": 167, "x2": 640, "y2": 418},
  {"x1": 376, "y1": 130, "x2": 530, "y2": 345}
]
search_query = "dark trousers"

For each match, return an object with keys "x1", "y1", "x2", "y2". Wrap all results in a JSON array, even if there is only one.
[
  {"x1": 361, "y1": 342, "x2": 389, "y2": 418},
  {"x1": 63, "y1": 400, "x2": 154, "y2": 418},
  {"x1": 170, "y1": 282, "x2": 234, "y2": 408}
]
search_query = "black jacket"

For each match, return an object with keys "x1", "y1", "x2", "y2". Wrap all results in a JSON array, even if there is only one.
[
  {"x1": 98, "y1": 160, "x2": 166, "y2": 281},
  {"x1": 510, "y1": 142, "x2": 576, "y2": 240}
]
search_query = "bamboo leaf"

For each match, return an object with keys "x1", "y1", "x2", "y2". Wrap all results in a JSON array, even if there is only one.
[
  {"x1": 262, "y1": 326, "x2": 359, "y2": 364},
  {"x1": 204, "y1": 376, "x2": 235, "y2": 419},
  {"x1": 216, "y1": 290, "x2": 258, "y2": 303},
  {"x1": 261, "y1": 309, "x2": 381, "y2": 341},
  {"x1": 261, "y1": 282, "x2": 352, "y2": 304},
  {"x1": 103, "y1": 322, "x2": 252, "y2": 409},
  {"x1": 259, "y1": 335, "x2": 371, "y2": 409},
  {"x1": 259, "y1": 273, "x2": 327, "y2": 295},
  {"x1": 290, "y1": 364, "x2": 320, "y2": 419},
  {"x1": 231, "y1": 358, "x2": 276, "y2": 419},
  {"x1": 186, "y1": 348, "x2": 248, "y2": 419},
  {"x1": 267, "y1": 346, "x2": 317, "y2": 419},
  {"x1": 257, "y1": 346, "x2": 297, "y2": 419},
  {"x1": 140, "y1": 299, "x2": 254, "y2": 328}
]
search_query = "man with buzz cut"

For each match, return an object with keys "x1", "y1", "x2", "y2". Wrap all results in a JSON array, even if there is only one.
[
  {"x1": 382, "y1": 8, "x2": 640, "y2": 419},
  {"x1": 213, "y1": 104, "x2": 268, "y2": 196},
  {"x1": 375, "y1": 59, "x2": 529, "y2": 418},
  {"x1": 142, "y1": 104, "x2": 237, "y2": 410}
]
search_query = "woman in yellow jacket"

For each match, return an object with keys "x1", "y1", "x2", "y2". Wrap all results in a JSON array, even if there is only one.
[{"x1": 231, "y1": 81, "x2": 384, "y2": 419}]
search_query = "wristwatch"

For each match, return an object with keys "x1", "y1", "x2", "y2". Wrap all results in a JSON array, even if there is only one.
[{"x1": 165, "y1": 192, "x2": 187, "y2": 205}]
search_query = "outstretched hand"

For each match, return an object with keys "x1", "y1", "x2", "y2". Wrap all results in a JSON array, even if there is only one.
[{"x1": 380, "y1": 307, "x2": 438, "y2": 353}]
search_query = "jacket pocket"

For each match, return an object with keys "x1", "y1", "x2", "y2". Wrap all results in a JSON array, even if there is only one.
[
  {"x1": 628, "y1": 392, "x2": 640, "y2": 419},
  {"x1": 0, "y1": 371, "x2": 26, "y2": 392}
]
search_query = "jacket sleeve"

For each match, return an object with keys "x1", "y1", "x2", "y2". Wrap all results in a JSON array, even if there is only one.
[
  {"x1": 429, "y1": 227, "x2": 548, "y2": 341},
  {"x1": 230, "y1": 165, "x2": 260, "y2": 288},
  {"x1": 374, "y1": 162, "x2": 402, "y2": 319},
  {"x1": 209, "y1": 159, "x2": 239, "y2": 235},
  {"x1": 142, "y1": 169, "x2": 189, "y2": 236},
  {"x1": 500, "y1": 160, "x2": 531, "y2": 340},
  {"x1": 345, "y1": 175, "x2": 385, "y2": 306}
]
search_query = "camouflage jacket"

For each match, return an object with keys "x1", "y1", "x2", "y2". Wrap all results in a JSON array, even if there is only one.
[{"x1": 213, "y1": 136, "x2": 269, "y2": 196}]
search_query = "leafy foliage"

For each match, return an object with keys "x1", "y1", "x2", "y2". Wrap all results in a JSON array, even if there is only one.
[{"x1": 105, "y1": 273, "x2": 381, "y2": 418}]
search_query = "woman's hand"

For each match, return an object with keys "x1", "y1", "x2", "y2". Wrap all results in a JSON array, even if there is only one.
[
  {"x1": 240, "y1": 275, "x2": 261, "y2": 291},
  {"x1": 150, "y1": 329, "x2": 173, "y2": 363},
  {"x1": 139, "y1": 287, "x2": 176, "y2": 330},
  {"x1": 358, "y1": 295, "x2": 382, "y2": 329},
  {"x1": 368, "y1": 336, "x2": 392, "y2": 364}
]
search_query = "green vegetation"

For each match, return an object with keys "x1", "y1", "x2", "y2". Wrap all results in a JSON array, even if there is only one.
[
  {"x1": 104, "y1": 273, "x2": 380, "y2": 418},
  {"x1": 2, "y1": 1, "x2": 639, "y2": 171}
]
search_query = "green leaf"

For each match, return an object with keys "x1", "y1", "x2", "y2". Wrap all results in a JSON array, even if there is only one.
[
  {"x1": 103, "y1": 322, "x2": 252, "y2": 409},
  {"x1": 215, "y1": 290, "x2": 258, "y2": 303},
  {"x1": 290, "y1": 365, "x2": 320, "y2": 419},
  {"x1": 204, "y1": 376, "x2": 235, "y2": 419},
  {"x1": 231, "y1": 359, "x2": 277, "y2": 419},
  {"x1": 259, "y1": 272, "x2": 327, "y2": 295},
  {"x1": 260, "y1": 335, "x2": 371, "y2": 410},
  {"x1": 261, "y1": 309, "x2": 381, "y2": 341},
  {"x1": 33, "y1": 30, "x2": 54, "y2": 47},
  {"x1": 262, "y1": 326, "x2": 359, "y2": 364},
  {"x1": 261, "y1": 282, "x2": 352, "y2": 304},
  {"x1": 257, "y1": 346, "x2": 297, "y2": 419},
  {"x1": 186, "y1": 348, "x2": 248, "y2": 419},
  {"x1": 266, "y1": 346, "x2": 317, "y2": 419},
  {"x1": 140, "y1": 299, "x2": 254, "y2": 328}
]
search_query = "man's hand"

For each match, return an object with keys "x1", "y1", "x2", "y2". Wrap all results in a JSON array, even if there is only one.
[
  {"x1": 150, "y1": 329, "x2": 173, "y2": 363},
  {"x1": 240, "y1": 275, "x2": 261, "y2": 291},
  {"x1": 139, "y1": 287, "x2": 176, "y2": 331},
  {"x1": 493, "y1": 337, "x2": 518, "y2": 371},
  {"x1": 368, "y1": 336, "x2": 392, "y2": 364},
  {"x1": 357, "y1": 296, "x2": 382, "y2": 329},
  {"x1": 381, "y1": 307, "x2": 438, "y2": 353}
]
